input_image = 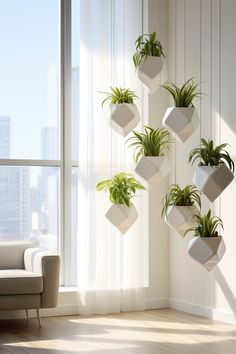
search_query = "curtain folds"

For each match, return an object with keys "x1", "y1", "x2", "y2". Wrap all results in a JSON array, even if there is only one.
[{"x1": 76, "y1": 0, "x2": 148, "y2": 315}]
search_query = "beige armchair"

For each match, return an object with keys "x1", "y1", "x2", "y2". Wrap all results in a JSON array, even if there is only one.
[{"x1": 0, "y1": 241, "x2": 60, "y2": 326}]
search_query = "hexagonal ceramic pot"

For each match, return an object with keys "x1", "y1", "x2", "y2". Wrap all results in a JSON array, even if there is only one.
[
  {"x1": 188, "y1": 236, "x2": 226, "y2": 271},
  {"x1": 193, "y1": 164, "x2": 234, "y2": 202},
  {"x1": 162, "y1": 107, "x2": 199, "y2": 143},
  {"x1": 105, "y1": 203, "x2": 138, "y2": 235},
  {"x1": 165, "y1": 205, "x2": 199, "y2": 237},
  {"x1": 137, "y1": 56, "x2": 167, "y2": 94},
  {"x1": 107, "y1": 103, "x2": 140, "y2": 137},
  {"x1": 135, "y1": 156, "x2": 170, "y2": 186}
]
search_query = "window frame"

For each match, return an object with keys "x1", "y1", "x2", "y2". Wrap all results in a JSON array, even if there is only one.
[{"x1": 0, "y1": 0, "x2": 77, "y2": 286}]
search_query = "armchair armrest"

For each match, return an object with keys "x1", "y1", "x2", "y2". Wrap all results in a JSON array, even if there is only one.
[{"x1": 24, "y1": 248, "x2": 60, "y2": 308}]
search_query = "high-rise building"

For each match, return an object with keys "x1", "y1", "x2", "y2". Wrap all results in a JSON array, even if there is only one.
[
  {"x1": 0, "y1": 116, "x2": 10, "y2": 158},
  {"x1": 0, "y1": 116, "x2": 30, "y2": 240}
]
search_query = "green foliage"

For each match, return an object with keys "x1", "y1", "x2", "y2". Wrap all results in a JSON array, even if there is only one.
[
  {"x1": 127, "y1": 126, "x2": 172, "y2": 163},
  {"x1": 133, "y1": 31, "x2": 165, "y2": 68},
  {"x1": 185, "y1": 209, "x2": 223, "y2": 237},
  {"x1": 189, "y1": 138, "x2": 235, "y2": 172},
  {"x1": 96, "y1": 172, "x2": 145, "y2": 207},
  {"x1": 162, "y1": 78, "x2": 201, "y2": 107},
  {"x1": 101, "y1": 87, "x2": 138, "y2": 107},
  {"x1": 161, "y1": 184, "x2": 201, "y2": 218}
]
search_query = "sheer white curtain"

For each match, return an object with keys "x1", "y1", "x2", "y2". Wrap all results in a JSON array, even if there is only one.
[{"x1": 76, "y1": 0, "x2": 148, "y2": 315}]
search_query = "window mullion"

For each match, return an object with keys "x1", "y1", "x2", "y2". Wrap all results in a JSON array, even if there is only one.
[
  {"x1": 60, "y1": 0, "x2": 72, "y2": 286},
  {"x1": 0, "y1": 159, "x2": 61, "y2": 167}
]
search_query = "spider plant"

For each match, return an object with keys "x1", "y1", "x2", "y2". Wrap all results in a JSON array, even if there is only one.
[
  {"x1": 101, "y1": 87, "x2": 138, "y2": 107},
  {"x1": 127, "y1": 126, "x2": 172, "y2": 163},
  {"x1": 189, "y1": 138, "x2": 235, "y2": 172},
  {"x1": 161, "y1": 184, "x2": 201, "y2": 218},
  {"x1": 162, "y1": 78, "x2": 201, "y2": 107},
  {"x1": 185, "y1": 209, "x2": 223, "y2": 237},
  {"x1": 133, "y1": 31, "x2": 165, "y2": 69},
  {"x1": 96, "y1": 172, "x2": 145, "y2": 207}
]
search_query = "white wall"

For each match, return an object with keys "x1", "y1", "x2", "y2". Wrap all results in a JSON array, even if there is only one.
[
  {"x1": 168, "y1": 0, "x2": 236, "y2": 324},
  {"x1": 145, "y1": 0, "x2": 170, "y2": 309}
]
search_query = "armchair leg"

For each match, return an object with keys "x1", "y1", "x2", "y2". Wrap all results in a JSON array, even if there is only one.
[
  {"x1": 36, "y1": 309, "x2": 41, "y2": 328},
  {"x1": 26, "y1": 309, "x2": 29, "y2": 322}
]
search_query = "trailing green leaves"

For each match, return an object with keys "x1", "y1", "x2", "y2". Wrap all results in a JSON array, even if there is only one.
[
  {"x1": 133, "y1": 31, "x2": 165, "y2": 69},
  {"x1": 100, "y1": 87, "x2": 138, "y2": 107},
  {"x1": 161, "y1": 184, "x2": 201, "y2": 218},
  {"x1": 96, "y1": 172, "x2": 145, "y2": 207},
  {"x1": 189, "y1": 138, "x2": 235, "y2": 172},
  {"x1": 162, "y1": 78, "x2": 201, "y2": 107},
  {"x1": 185, "y1": 209, "x2": 223, "y2": 237},
  {"x1": 127, "y1": 126, "x2": 172, "y2": 163}
]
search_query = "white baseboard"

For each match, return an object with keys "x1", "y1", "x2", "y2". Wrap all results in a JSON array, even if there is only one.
[
  {"x1": 169, "y1": 298, "x2": 236, "y2": 325},
  {"x1": 169, "y1": 298, "x2": 212, "y2": 318},
  {"x1": 211, "y1": 308, "x2": 236, "y2": 325},
  {"x1": 1, "y1": 296, "x2": 236, "y2": 325},
  {"x1": 0, "y1": 305, "x2": 79, "y2": 320},
  {"x1": 145, "y1": 297, "x2": 168, "y2": 309}
]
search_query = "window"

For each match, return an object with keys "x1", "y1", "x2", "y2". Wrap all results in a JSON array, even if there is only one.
[
  {"x1": 0, "y1": 0, "x2": 78, "y2": 285},
  {"x1": 0, "y1": 0, "x2": 146, "y2": 290}
]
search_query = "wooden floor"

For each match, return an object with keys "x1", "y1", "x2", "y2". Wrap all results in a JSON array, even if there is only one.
[{"x1": 0, "y1": 309, "x2": 236, "y2": 353}]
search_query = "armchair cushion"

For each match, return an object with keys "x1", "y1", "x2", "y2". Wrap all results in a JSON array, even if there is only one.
[
  {"x1": 0, "y1": 269, "x2": 43, "y2": 295},
  {"x1": 0, "y1": 242, "x2": 34, "y2": 269}
]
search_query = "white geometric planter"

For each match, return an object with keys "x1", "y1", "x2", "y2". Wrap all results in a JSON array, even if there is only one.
[
  {"x1": 137, "y1": 56, "x2": 167, "y2": 94},
  {"x1": 188, "y1": 236, "x2": 226, "y2": 271},
  {"x1": 162, "y1": 107, "x2": 199, "y2": 143},
  {"x1": 165, "y1": 205, "x2": 199, "y2": 237},
  {"x1": 135, "y1": 156, "x2": 170, "y2": 186},
  {"x1": 105, "y1": 203, "x2": 138, "y2": 235},
  {"x1": 107, "y1": 103, "x2": 140, "y2": 137},
  {"x1": 193, "y1": 164, "x2": 234, "y2": 202}
]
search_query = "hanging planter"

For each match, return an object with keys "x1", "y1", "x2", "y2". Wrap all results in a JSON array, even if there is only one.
[
  {"x1": 127, "y1": 126, "x2": 172, "y2": 186},
  {"x1": 161, "y1": 184, "x2": 201, "y2": 237},
  {"x1": 189, "y1": 138, "x2": 235, "y2": 202},
  {"x1": 133, "y1": 32, "x2": 167, "y2": 93},
  {"x1": 162, "y1": 78, "x2": 201, "y2": 143},
  {"x1": 186, "y1": 210, "x2": 226, "y2": 271},
  {"x1": 101, "y1": 87, "x2": 140, "y2": 137},
  {"x1": 105, "y1": 203, "x2": 138, "y2": 235},
  {"x1": 135, "y1": 155, "x2": 170, "y2": 186},
  {"x1": 96, "y1": 172, "x2": 145, "y2": 234}
]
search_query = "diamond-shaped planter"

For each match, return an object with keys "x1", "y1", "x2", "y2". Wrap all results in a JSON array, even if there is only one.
[
  {"x1": 105, "y1": 203, "x2": 138, "y2": 235},
  {"x1": 188, "y1": 236, "x2": 226, "y2": 271},
  {"x1": 137, "y1": 56, "x2": 167, "y2": 94},
  {"x1": 193, "y1": 164, "x2": 234, "y2": 202},
  {"x1": 162, "y1": 107, "x2": 199, "y2": 143},
  {"x1": 135, "y1": 156, "x2": 170, "y2": 186},
  {"x1": 107, "y1": 103, "x2": 140, "y2": 137},
  {"x1": 165, "y1": 205, "x2": 199, "y2": 237}
]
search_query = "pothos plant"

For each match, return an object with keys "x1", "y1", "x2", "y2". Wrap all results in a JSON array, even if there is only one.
[
  {"x1": 189, "y1": 138, "x2": 235, "y2": 172},
  {"x1": 127, "y1": 126, "x2": 172, "y2": 163},
  {"x1": 185, "y1": 209, "x2": 223, "y2": 237},
  {"x1": 162, "y1": 78, "x2": 201, "y2": 107},
  {"x1": 101, "y1": 87, "x2": 138, "y2": 107},
  {"x1": 133, "y1": 31, "x2": 165, "y2": 69},
  {"x1": 96, "y1": 172, "x2": 145, "y2": 207},
  {"x1": 161, "y1": 184, "x2": 201, "y2": 218}
]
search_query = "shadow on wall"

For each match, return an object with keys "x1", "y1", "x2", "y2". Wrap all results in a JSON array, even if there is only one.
[{"x1": 214, "y1": 267, "x2": 236, "y2": 318}]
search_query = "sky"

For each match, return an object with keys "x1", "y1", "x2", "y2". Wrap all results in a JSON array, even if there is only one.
[{"x1": 0, "y1": 0, "x2": 59, "y2": 159}]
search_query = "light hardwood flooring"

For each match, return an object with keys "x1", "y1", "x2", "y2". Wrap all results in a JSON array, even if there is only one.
[{"x1": 0, "y1": 309, "x2": 236, "y2": 353}]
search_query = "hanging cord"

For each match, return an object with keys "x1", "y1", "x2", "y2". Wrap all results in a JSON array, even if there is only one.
[
  {"x1": 199, "y1": 0, "x2": 202, "y2": 150},
  {"x1": 141, "y1": 0, "x2": 145, "y2": 134},
  {"x1": 199, "y1": 0, "x2": 202, "y2": 211},
  {"x1": 219, "y1": 0, "x2": 222, "y2": 233},
  {"x1": 123, "y1": 0, "x2": 126, "y2": 171},
  {"x1": 174, "y1": 0, "x2": 177, "y2": 185},
  {"x1": 110, "y1": 0, "x2": 114, "y2": 178}
]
